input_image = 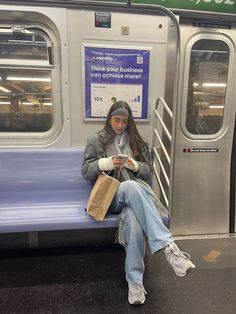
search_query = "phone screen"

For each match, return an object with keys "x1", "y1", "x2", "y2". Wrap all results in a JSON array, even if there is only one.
[{"x1": 117, "y1": 155, "x2": 128, "y2": 161}]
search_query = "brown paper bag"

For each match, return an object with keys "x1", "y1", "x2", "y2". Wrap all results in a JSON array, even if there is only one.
[{"x1": 86, "y1": 173, "x2": 120, "y2": 221}]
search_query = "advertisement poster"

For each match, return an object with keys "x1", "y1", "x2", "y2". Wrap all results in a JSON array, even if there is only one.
[{"x1": 84, "y1": 46, "x2": 150, "y2": 119}]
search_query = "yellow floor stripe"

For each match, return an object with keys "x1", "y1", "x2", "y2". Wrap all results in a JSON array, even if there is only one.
[{"x1": 202, "y1": 249, "x2": 221, "y2": 262}]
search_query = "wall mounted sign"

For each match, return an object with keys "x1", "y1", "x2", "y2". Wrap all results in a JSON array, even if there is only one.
[
  {"x1": 183, "y1": 147, "x2": 219, "y2": 153},
  {"x1": 84, "y1": 46, "x2": 150, "y2": 120}
]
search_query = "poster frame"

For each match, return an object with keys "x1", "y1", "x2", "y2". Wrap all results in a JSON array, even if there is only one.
[{"x1": 81, "y1": 43, "x2": 152, "y2": 122}]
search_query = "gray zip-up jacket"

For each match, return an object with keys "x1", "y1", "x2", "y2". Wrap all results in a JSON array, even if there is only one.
[{"x1": 82, "y1": 130, "x2": 151, "y2": 184}]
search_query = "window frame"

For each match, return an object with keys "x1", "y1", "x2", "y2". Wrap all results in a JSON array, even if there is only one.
[
  {"x1": 0, "y1": 24, "x2": 62, "y2": 142},
  {"x1": 181, "y1": 33, "x2": 234, "y2": 140}
]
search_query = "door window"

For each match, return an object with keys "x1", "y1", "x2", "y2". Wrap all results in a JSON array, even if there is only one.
[{"x1": 184, "y1": 38, "x2": 230, "y2": 136}]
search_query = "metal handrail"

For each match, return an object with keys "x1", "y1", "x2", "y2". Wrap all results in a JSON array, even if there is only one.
[
  {"x1": 153, "y1": 163, "x2": 169, "y2": 207},
  {"x1": 154, "y1": 110, "x2": 172, "y2": 142},
  {"x1": 155, "y1": 97, "x2": 173, "y2": 119},
  {"x1": 153, "y1": 129, "x2": 170, "y2": 164},
  {"x1": 152, "y1": 97, "x2": 174, "y2": 208},
  {"x1": 153, "y1": 147, "x2": 169, "y2": 186}
]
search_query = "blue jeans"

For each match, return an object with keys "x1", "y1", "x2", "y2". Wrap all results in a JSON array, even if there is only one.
[{"x1": 110, "y1": 180, "x2": 173, "y2": 285}]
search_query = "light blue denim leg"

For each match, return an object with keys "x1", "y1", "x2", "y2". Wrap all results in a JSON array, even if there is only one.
[
  {"x1": 110, "y1": 180, "x2": 173, "y2": 254},
  {"x1": 119, "y1": 207, "x2": 146, "y2": 284}
]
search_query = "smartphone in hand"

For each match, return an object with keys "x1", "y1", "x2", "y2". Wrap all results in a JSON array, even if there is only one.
[{"x1": 117, "y1": 154, "x2": 128, "y2": 162}]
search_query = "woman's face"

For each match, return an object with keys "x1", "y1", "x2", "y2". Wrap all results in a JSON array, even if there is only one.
[{"x1": 110, "y1": 115, "x2": 128, "y2": 134}]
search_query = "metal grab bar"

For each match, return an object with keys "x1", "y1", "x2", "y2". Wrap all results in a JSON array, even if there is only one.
[
  {"x1": 153, "y1": 129, "x2": 170, "y2": 164},
  {"x1": 155, "y1": 97, "x2": 173, "y2": 119},
  {"x1": 153, "y1": 163, "x2": 169, "y2": 207},
  {"x1": 154, "y1": 110, "x2": 172, "y2": 142},
  {"x1": 152, "y1": 97, "x2": 174, "y2": 208},
  {"x1": 153, "y1": 147, "x2": 169, "y2": 186}
]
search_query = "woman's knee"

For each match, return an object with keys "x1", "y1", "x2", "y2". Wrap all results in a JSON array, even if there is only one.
[{"x1": 119, "y1": 180, "x2": 141, "y2": 194}]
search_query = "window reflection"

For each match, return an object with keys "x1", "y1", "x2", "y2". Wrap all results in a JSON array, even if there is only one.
[
  {"x1": 0, "y1": 30, "x2": 53, "y2": 132},
  {"x1": 0, "y1": 32, "x2": 48, "y2": 60},
  {"x1": 0, "y1": 69, "x2": 52, "y2": 132},
  {"x1": 186, "y1": 39, "x2": 229, "y2": 135}
]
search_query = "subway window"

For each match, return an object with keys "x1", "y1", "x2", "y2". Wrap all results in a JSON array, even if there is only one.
[
  {"x1": 185, "y1": 38, "x2": 230, "y2": 135},
  {"x1": 0, "y1": 28, "x2": 53, "y2": 132}
]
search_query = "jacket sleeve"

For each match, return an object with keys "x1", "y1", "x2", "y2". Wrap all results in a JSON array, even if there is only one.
[
  {"x1": 134, "y1": 146, "x2": 152, "y2": 182},
  {"x1": 82, "y1": 135, "x2": 104, "y2": 183},
  {"x1": 135, "y1": 161, "x2": 152, "y2": 181}
]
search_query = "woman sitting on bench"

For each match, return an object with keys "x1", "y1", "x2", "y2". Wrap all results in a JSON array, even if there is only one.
[{"x1": 82, "y1": 100, "x2": 195, "y2": 305}]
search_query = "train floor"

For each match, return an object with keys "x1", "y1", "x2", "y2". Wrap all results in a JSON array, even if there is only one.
[{"x1": 0, "y1": 236, "x2": 236, "y2": 314}]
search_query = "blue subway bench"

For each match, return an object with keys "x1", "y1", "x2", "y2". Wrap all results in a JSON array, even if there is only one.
[{"x1": 0, "y1": 148, "x2": 119, "y2": 234}]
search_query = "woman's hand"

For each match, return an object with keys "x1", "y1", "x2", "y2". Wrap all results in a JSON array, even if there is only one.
[
  {"x1": 98, "y1": 157, "x2": 115, "y2": 171},
  {"x1": 99, "y1": 156, "x2": 130, "y2": 171},
  {"x1": 125, "y1": 157, "x2": 139, "y2": 173},
  {"x1": 113, "y1": 156, "x2": 126, "y2": 168},
  {"x1": 98, "y1": 156, "x2": 139, "y2": 172}
]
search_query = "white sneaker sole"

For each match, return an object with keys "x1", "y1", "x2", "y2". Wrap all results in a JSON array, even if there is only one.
[
  {"x1": 175, "y1": 265, "x2": 196, "y2": 277},
  {"x1": 128, "y1": 298, "x2": 145, "y2": 305}
]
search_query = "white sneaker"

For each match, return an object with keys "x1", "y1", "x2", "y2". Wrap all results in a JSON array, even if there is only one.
[
  {"x1": 128, "y1": 283, "x2": 147, "y2": 305},
  {"x1": 164, "y1": 241, "x2": 196, "y2": 277}
]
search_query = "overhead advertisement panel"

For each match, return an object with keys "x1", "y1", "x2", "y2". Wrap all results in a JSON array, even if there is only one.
[
  {"x1": 133, "y1": 0, "x2": 236, "y2": 15},
  {"x1": 83, "y1": 46, "x2": 150, "y2": 120}
]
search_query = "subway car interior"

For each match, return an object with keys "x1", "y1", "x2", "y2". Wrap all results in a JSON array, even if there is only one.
[{"x1": 0, "y1": 0, "x2": 236, "y2": 313}]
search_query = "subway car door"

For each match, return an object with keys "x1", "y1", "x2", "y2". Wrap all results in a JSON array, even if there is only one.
[{"x1": 170, "y1": 19, "x2": 236, "y2": 236}]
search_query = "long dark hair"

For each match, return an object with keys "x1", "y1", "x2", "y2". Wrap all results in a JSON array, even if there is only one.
[{"x1": 99, "y1": 101, "x2": 149, "y2": 162}]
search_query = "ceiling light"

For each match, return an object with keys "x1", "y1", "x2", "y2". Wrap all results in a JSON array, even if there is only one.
[
  {"x1": 209, "y1": 105, "x2": 224, "y2": 109},
  {"x1": 0, "y1": 101, "x2": 11, "y2": 105},
  {"x1": 202, "y1": 83, "x2": 226, "y2": 87},
  {"x1": 7, "y1": 77, "x2": 51, "y2": 82},
  {"x1": 0, "y1": 86, "x2": 11, "y2": 93},
  {"x1": 22, "y1": 102, "x2": 34, "y2": 105}
]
